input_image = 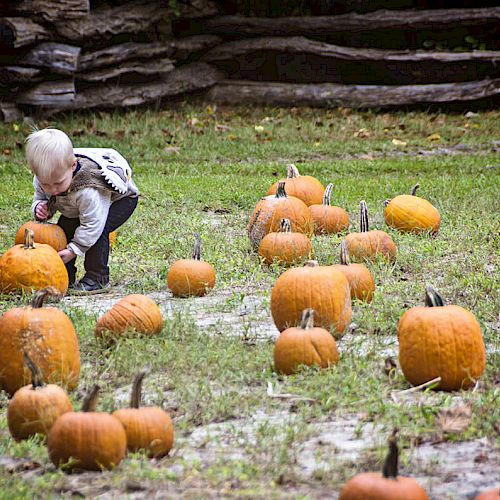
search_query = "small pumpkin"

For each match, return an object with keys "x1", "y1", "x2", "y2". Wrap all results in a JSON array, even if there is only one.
[
  {"x1": 384, "y1": 184, "x2": 441, "y2": 234},
  {"x1": 339, "y1": 429, "x2": 429, "y2": 500},
  {"x1": 0, "y1": 288, "x2": 80, "y2": 396},
  {"x1": 47, "y1": 385, "x2": 127, "y2": 471},
  {"x1": 345, "y1": 201, "x2": 397, "y2": 262},
  {"x1": 109, "y1": 230, "x2": 118, "y2": 252},
  {"x1": 398, "y1": 286, "x2": 486, "y2": 391},
  {"x1": 0, "y1": 229, "x2": 69, "y2": 294},
  {"x1": 248, "y1": 181, "x2": 313, "y2": 250},
  {"x1": 474, "y1": 488, "x2": 500, "y2": 499},
  {"x1": 15, "y1": 221, "x2": 67, "y2": 252},
  {"x1": 309, "y1": 183, "x2": 349, "y2": 235},
  {"x1": 167, "y1": 234, "x2": 216, "y2": 297},
  {"x1": 267, "y1": 164, "x2": 324, "y2": 206},
  {"x1": 258, "y1": 218, "x2": 313, "y2": 266},
  {"x1": 331, "y1": 240, "x2": 375, "y2": 303},
  {"x1": 274, "y1": 309, "x2": 340, "y2": 375},
  {"x1": 95, "y1": 294, "x2": 163, "y2": 339},
  {"x1": 7, "y1": 352, "x2": 72, "y2": 441},
  {"x1": 112, "y1": 371, "x2": 174, "y2": 458},
  {"x1": 271, "y1": 260, "x2": 352, "y2": 338}
]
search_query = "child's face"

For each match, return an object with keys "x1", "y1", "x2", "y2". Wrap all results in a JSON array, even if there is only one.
[{"x1": 39, "y1": 160, "x2": 77, "y2": 195}]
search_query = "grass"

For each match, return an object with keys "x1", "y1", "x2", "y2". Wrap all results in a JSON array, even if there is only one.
[{"x1": 0, "y1": 105, "x2": 499, "y2": 498}]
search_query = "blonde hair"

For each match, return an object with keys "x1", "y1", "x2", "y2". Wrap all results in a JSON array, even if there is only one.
[{"x1": 25, "y1": 128, "x2": 75, "y2": 180}]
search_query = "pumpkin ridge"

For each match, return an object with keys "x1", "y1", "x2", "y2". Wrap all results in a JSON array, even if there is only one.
[{"x1": 122, "y1": 300, "x2": 155, "y2": 333}]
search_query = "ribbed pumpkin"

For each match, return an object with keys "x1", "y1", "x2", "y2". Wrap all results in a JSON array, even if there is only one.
[
  {"x1": 15, "y1": 221, "x2": 67, "y2": 252},
  {"x1": 0, "y1": 288, "x2": 80, "y2": 396},
  {"x1": 274, "y1": 309, "x2": 340, "y2": 375},
  {"x1": 258, "y1": 218, "x2": 313, "y2": 266},
  {"x1": 48, "y1": 386, "x2": 127, "y2": 471},
  {"x1": 339, "y1": 429, "x2": 429, "y2": 500},
  {"x1": 167, "y1": 234, "x2": 216, "y2": 297},
  {"x1": 95, "y1": 294, "x2": 163, "y2": 339},
  {"x1": 0, "y1": 229, "x2": 68, "y2": 294},
  {"x1": 384, "y1": 184, "x2": 441, "y2": 234},
  {"x1": 267, "y1": 164, "x2": 324, "y2": 206},
  {"x1": 345, "y1": 201, "x2": 397, "y2": 262},
  {"x1": 271, "y1": 260, "x2": 352, "y2": 338},
  {"x1": 248, "y1": 181, "x2": 313, "y2": 250},
  {"x1": 398, "y1": 286, "x2": 486, "y2": 391},
  {"x1": 332, "y1": 241, "x2": 375, "y2": 303},
  {"x1": 474, "y1": 488, "x2": 500, "y2": 500},
  {"x1": 7, "y1": 353, "x2": 72, "y2": 441},
  {"x1": 309, "y1": 184, "x2": 349, "y2": 235},
  {"x1": 112, "y1": 371, "x2": 174, "y2": 458}
]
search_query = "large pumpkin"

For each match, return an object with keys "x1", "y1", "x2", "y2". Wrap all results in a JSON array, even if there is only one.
[
  {"x1": 384, "y1": 184, "x2": 441, "y2": 234},
  {"x1": 274, "y1": 309, "x2": 339, "y2": 375},
  {"x1": 15, "y1": 221, "x2": 67, "y2": 252},
  {"x1": 167, "y1": 234, "x2": 216, "y2": 297},
  {"x1": 345, "y1": 201, "x2": 397, "y2": 262},
  {"x1": 112, "y1": 371, "x2": 174, "y2": 458},
  {"x1": 339, "y1": 429, "x2": 429, "y2": 500},
  {"x1": 267, "y1": 164, "x2": 324, "y2": 206},
  {"x1": 398, "y1": 286, "x2": 486, "y2": 391},
  {"x1": 0, "y1": 229, "x2": 68, "y2": 294},
  {"x1": 248, "y1": 181, "x2": 313, "y2": 250},
  {"x1": 95, "y1": 294, "x2": 163, "y2": 339},
  {"x1": 48, "y1": 386, "x2": 127, "y2": 471},
  {"x1": 0, "y1": 288, "x2": 80, "y2": 395},
  {"x1": 474, "y1": 488, "x2": 500, "y2": 500},
  {"x1": 309, "y1": 183, "x2": 349, "y2": 235},
  {"x1": 271, "y1": 260, "x2": 352, "y2": 338}
]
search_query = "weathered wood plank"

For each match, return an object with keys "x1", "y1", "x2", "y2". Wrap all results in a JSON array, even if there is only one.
[
  {"x1": 0, "y1": 66, "x2": 43, "y2": 85},
  {"x1": 206, "y1": 78, "x2": 500, "y2": 108},
  {"x1": 176, "y1": 0, "x2": 220, "y2": 19},
  {"x1": 14, "y1": 0, "x2": 90, "y2": 22},
  {"x1": 0, "y1": 17, "x2": 51, "y2": 48},
  {"x1": 16, "y1": 80, "x2": 76, "y2": 106},
  {"x1": 17, "y1": 43, "x2": 81, "y2": 75},
  {"x1": 0, "y1": 102, "x2": 23, "y2": 123}
]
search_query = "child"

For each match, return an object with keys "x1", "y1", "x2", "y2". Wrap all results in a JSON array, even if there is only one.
[{"x1": 26, "y1": 128, "x2": 139, "y2": 294}]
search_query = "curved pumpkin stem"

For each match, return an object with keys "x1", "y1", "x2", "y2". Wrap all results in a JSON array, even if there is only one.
[
  {"x1": 32, "y1": 287, "x2": 61, "y2": 309},
  {"x1": 24, "y1": 351, "x2": 45, "y2": 389},
  {"x1": 359, "y1": 201, "x2": 369, "y2": 233},
  {"x1": 322, "y1": 183, "x2": 333, "y2": 206},
  {"x1": 304, "y1": 260, "x2": 319, "y2": 267},
  {"x1": 425, "y1": 286, "x2": 445, "y2": 307},
  {"x1": 339, "y1": 241, "x2": 350, "y2": 266},
  {"x1": 279, "y1": 219, "x2": 292, "y2": 233},
  {"x1": 192, "y1": 233, "x2": 201, "y2": 260},
  {"x1": 276, "y1": 181, "x2": 288, "y2": 198},
  {"x1": 411, "y1": 183, "x2": 420, "y2": 196},
  {"x1": 382, "y1": 428, "x2": 399, "y2": 479},
  {"x1": 130, "y1": 371, "x2": 147, "y2": 409},
  {"x1": 286, "y1": 164, "x2": 301, "y2": 178},
  {"x1": 384, "y1": 199, "x2": 391, "y2": 207},
  {"x1": 299, "y1": 309, "x2": 315, "y2": 330},
  {"x1": 23, "y1": 228, "x2": 35, "y2": 250},
  {"x1": 82, "y1": 385, "x2": 100, "y2": 412}
]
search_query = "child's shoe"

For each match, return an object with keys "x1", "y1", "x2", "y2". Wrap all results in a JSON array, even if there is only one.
[{"x1": 68, "y1": 277, "x2": 110, "y2": 295}]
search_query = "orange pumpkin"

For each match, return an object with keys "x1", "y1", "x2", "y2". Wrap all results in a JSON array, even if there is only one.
[
  {"x1": 248, "y1": 181, "x2": 313, "y2": 250},
  {"x1": 95, "y1": 294, "x2": 163, "y2": 339},
  {"x1": 345, "y1": 201, "x2": 397, "y2": 262},
  {"x1": 384, "y1": 184, "x2": 441, "y2": 234},
  {"x1": 267, "y1": 164, "x2": 324, "y2": 206},
  {"x1": 309, "y1": 183, "x2": 349, "y2": 235},
  {"x1": 474, "y1": 488, "x2": 500, "y2": 499},
  {"x1": 258, "y1": 218, "x2": 313, "y2": 266},
  {"x1": 0, "y1": 288, "x2": 80, "y2": 395},
  {"x1": 339, "y1": 429, "x2": 429, "y2": 500},
  {"x1": 7, "y1": 353, "x2": 72, "y2": 441},
  {"x1": 112, "y1": 371, "x2": 174, "y2": 458},
  {"x1": 15, "y1": 221, "x2": 67, "y2": 252},
  {"x1": 167, "y1": 234, "x2": 216, "y2": 297},
  {"x1": 47, "y1": 385, "x2": 127, "y2": 471},
  {"x1": 332, "y1": 240, "x2": 375, "y2": 303},
  {"x1": 398, "y1": 286, "x2": 486, "y2": 391},
  {"x1": 0, "y1": 229, "x2": 68, "y2": 294},
  {"x1": 274, "y1": 309, "x2": 339, "y2": 375},
  {"x1": 109, "y1": 230, "x2": 118, "y2": 252},
  {"x1": 271, "y1": 260, "x2": 352, "y2": 338}
]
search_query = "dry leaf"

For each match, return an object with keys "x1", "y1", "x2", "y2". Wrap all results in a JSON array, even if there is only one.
[
  {"x1": 427, "y1": 133, "x2": 441, "y2": 142},
  {"x1": 354, "y1": 128, "x2": 371, "y2": 138},
  {"x1": 392, "y1": 138, "x2": 407, "y2": 146},
  {"x1": 164, "y1": 146, "x2": 180, "y2": 155},
  {"x1": 227, "y1": 134, "x2": 237, "y2": 141},
  {"x1": 358, "y1": 153, "x2": 375, "y2": 160},
  {"x1": 187, "y1": 117, "x2": 201, "y2": 127},
  {"x1": 314, "y1": 142, "x2": 321, "y2": 147},
  {"x1": 114, "y1": 130, "x2": 125, "y2": 140},
  {"x1": 214, "y1": 124, "x2": 230, "y2": 132},
  {"x1": 254, "y1": 125, "x2": 265, "y2": 132},
  {"x1": 2, "y1": 149, "x2": 12, "y2": 155},
  {"x1": 436, "y1": 404, "x2": 472, "y2": 434}
]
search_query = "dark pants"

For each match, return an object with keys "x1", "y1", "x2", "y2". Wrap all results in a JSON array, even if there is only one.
[{"x1": 57, "y1": 196, "x2": 138, "y2": 285}]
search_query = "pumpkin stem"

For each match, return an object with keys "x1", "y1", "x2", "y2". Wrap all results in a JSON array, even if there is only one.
[
  {"x1": 304, "y1": 260, "x2": 319, "y2": 267},
  {"x1": 286, "y1": 164, "x2": 300, "y2": 178},
  {"x1": 276, "y1": 181, "x2": 288, "y2": 198},
  {"x1": 411, "y1": 184, "x2": 420, "y2": 196},
  {"x1": 425, "y1": 286, "x2": 445, "y2": 307},
  {"x1": 382, "y1": 428, "x2": 399, "y2": 479},
  {"x1": 360, "y1": 201, "x2": 369, "y2": 232},
  {"x1": 339, "y1": 240, "x2": 350, "y2": 266},
  {"x1": 279, "y1": 219, "x2": 292, "y2": 233},
  {"x1": 23, "y1": 228, "x2": 35, "y2": 249},
  {"x1": 32, "y1": 287, "x2": 61, "y2": 309},
  {"x1": 82, "y1": 385, "x2": 100, "y2": 412},
  {"x1": 130, "y1": 370, "x2": 147, "y2": 409},
  {"x1": 192, "y1": 233, "x2": 201, "y2": 260},
  {"x1": 299, "y1": 309, "x2": 315, "y2": 330},
  {"x1": 384, "y1": 199, "x2": 391, "y2": 207},
  {"x1": 23, "y1": 351, "x2": 45, "y2": 389},
  {"x1": 322, "y1": 183, "x2": 333, "y2": 206}
]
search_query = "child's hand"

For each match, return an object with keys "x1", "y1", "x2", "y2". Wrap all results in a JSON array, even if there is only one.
[
  {"x1": 35, "y1": 201, "x2": 49, "y2": 221},
  {"x1": 58, "y1": 248, "x2": 76, "y2": 263}
]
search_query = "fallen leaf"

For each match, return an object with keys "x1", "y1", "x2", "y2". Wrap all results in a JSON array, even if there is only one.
[
  {"x1": 427, "y1": 133, "x2": 441, "y2": 142},
  {"x1": 227, "y1": 134, "x2": 237, "y2": 141},
  {"x1": 164, "y1": 146, "x2": 180, "y2": 155},
  {"x1": 465, "y1": 111, "x2": 478, "y2": 118},
  {"x1": 214, "y1": 124, "x2": 230, "y2": 132},
  {"x1": 114, "y1": 130, "x2": 125, "y2": 140},
  {"x1": 314, "y1": 142, "x2": 321, "y2": 147},
  {"x1": 2, "y1": 149, "x2": 11, "y2": 155},
  {"x1": 358, "y1": 153, "x2": 375, "y2": 160},
  {"x1": 12, "y1": 123, "x2": 20, "y2": 132},
  {"x1": 354, "y1": 128, "x2": 371, "y2": 138},
  {"x1": 254, "y1": 125, "x2": 265, "y2": 132},
  {"x1": 392, "y1": 138, "x2": 407, "y2": 146},
  {"x1": 436, "y1": 404, "x2": 472, "y2": 434},
  {"x1": 205, "y1": 105, "x2": 217, "y2": 115},
  {"x1": 187, "y1": 117, "x2": 201, "y2": 127}
]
